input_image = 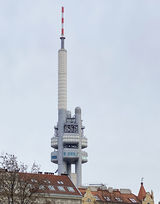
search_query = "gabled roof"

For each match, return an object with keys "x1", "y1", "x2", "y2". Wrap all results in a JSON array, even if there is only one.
[
  {"x1": 79, "y1": 187, "x2": 141, "y2": 203},
  {"x1": 15, "y1": 172, "x2": 81, "y2": 197},
  {"x1": 138, "y1": 182, "x2": 146, "y2": 201}
]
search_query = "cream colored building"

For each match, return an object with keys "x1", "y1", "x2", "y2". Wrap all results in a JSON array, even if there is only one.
[
  {"x1": 80, "y1": 186, "x2": 140, "y2": 204},
  {"x1": 79, "y1": 182, "x2": 154, "y2": 204}
]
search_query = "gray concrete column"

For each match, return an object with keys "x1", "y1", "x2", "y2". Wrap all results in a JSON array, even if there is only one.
[
  {"x1": 67, "y1": 163, "x2": 71, "y2": 177},
  {"x1": 75, "y1": 107, "x2": 82, "y2": 187},
  {"x1": 58, "y1": 109, "x2": 66, "y2": 175}
]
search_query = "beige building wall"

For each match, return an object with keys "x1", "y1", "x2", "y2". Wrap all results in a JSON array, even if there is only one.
[
  {"x1": 82, "y1": 188, "x2": 96, "y2": 204},
  {"x1": 142, "y1": 192, "x2": 154, "y2": 204},
  {"x1": 39, "y1": 196, "x2": 82, "y2": 204}
]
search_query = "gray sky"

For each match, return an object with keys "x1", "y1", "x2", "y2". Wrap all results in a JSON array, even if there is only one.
[{"x1": 0, "y1": 0, "x2": 160, "y2": 202}]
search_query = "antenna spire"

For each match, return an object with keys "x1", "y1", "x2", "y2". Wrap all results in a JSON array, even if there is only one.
[
  {"x1": 61, "y1": 6, "x2": 64, "y2": 37},
  {"x1": 60, "y1": 6, "x2": 65, "y2": 49},
  {"x1": 141, "y1": 177, "x2": 144, "y2": 184}
]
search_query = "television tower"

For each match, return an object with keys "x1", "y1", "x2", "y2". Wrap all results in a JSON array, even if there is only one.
[{"x1": 51, "y1": 7, "x2": 88, "y2": 187}]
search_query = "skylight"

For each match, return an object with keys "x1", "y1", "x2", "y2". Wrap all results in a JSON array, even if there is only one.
[
  {"x1": 48, "y1": 185, "x2": 55, "y2": 191},
  {"x1": 94, "y1": 196, "x2": 100, "y2": 200},
  {"x1": 115, "y1": 197, "x2": 123, "y2": 202},
  {"x1": 31, "y1": 179, "x2": 37, "y2": 183},
  {"x1": 39, "y1": 185, "x2": 45, "y2": 190},
  {"x1": 58, "y1": 186, "x2": 65, "y2": 191},
  {"x1": 129, "y1": 198, "x2": 137, "y2": 203},
  {"x1": 57, "y1": 181, "x2": 64, "y2": 184},
  {"x1": 28, "y1": 184, "x2": 33, "y2": 188},
  {"x1": 67, "y1": 187, "x2": 75, "y2": 192},
  {"x1": 104, "y1": 196, "x2": 111, "y2": 201},
  {"x1": 44, "y1": 179, "x2": 51, "y2": 184}
]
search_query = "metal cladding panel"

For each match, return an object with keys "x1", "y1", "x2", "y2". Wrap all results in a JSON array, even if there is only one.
[{"x1": 58, "y1": 49, "x2": 67, "y2": 110}]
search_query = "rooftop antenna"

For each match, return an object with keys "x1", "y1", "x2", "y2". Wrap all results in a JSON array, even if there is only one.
[
  {"x1": 60, "y1": 6, "x2": 65, "y2": 49},
  {"x1": 141, "y1": 177, "x2": 144, "y2": 184}
]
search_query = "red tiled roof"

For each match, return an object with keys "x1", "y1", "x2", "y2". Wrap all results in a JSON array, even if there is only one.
[
  {"x1": 18, "y1": 172, "x2": 81, "y2": 196},
  {"x1": 138, "y1": 182, "x2": 146, "y2": 201},
  {"x1": 79, "y1": 188, "x2": 141, "y2": 203}
]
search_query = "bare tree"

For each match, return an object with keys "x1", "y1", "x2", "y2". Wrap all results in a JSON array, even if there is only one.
[
  {"x1": 0, "y1": 153, "x2": 42, "y2": 204},
  {"x1": 0, "y1": 153, "x2": 19, "y2": 204}
]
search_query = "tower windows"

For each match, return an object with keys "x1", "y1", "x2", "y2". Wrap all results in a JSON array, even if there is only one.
[
  {"x1": 64, "y1": 125, "x2": 78, "y2": 133},
  {"x1": 63, "y1": 144, "x2": 78, "y2": 149}
]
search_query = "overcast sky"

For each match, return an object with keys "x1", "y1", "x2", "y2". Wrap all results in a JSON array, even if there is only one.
[{"x1": 0, "y1": 0, "x2": 160, "y2": 202}]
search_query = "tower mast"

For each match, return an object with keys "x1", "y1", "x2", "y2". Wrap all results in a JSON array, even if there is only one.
[
  {"x1": 60, "y1": 6, "x2": 65, "y2": 49},
  {"x1": 51, "y1": 7, "x2": 88, "y2": 187},
  {"x1": 58, "y1": 6, "x2": 67, "y2": 111},
  {"x1": 57, "y1": 6, "x2": 67, "y2": 175}
]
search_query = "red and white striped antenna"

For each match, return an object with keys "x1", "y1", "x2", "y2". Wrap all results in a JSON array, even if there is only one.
[
  {"x1": 60, "y1": 6, "x2": 65, "y2": 49},
  {"x1": 61, "y1": 6, "x2": 64, "y2": 37}
]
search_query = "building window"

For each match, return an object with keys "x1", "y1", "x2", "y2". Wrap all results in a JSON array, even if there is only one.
[
  {"x1": 115, "y1": 197, "x2": 123, "y2": 202},
  {"x1": 104, "y1": 196, "x2": 111, "y2": 201},
  {"x1": 67, "y1": 186, "x2": 75, "y2": 192},
  {"x1": 94, "y1": 196, "x2": 100, "y2": 200},
  {"x1": 44, "y1": 179, "x2": 51, "y2": 184},
  {"x1": 31, "y1": 179, "x2": 37, "y2": 183},
  {"x1": 48, "y1": 185, "x2": 55, "y2": 191},
  {"x1": 39, "y1": 185, "x2": 45, "y2": 190},
  {"x1": 57, "y1": 181, "x2": 64, "y2": 184},
  {"x1": 129, "y1": 198, "x2": 137, "y2": 203},
  {"x1": 58, "y1": 186, "x2": 65, "y2": 191}
]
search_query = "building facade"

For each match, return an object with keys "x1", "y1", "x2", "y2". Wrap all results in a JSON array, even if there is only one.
[
  {"x1": 80, "y1": 186, "x2": 141, "y2": 204},
  {"x1": 0, "y1": 170, "x2": 82, "y2": 204},
  {"x1": 79, "y1": 182, "x2": 155, "y2": 204}
]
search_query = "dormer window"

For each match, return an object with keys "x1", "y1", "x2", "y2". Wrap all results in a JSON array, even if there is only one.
[
  {"x1": 58, "y1": 186, "x2": 65, "y2": 191},
  {"x1": 129, "y1": 198, "x2": 137, "y2": 203},
  {"x1": 57, "y1": 181, "x2": 64, "y2": 184},
  {"x1": 104, "y1": 196, "x2": 111, "y2": 201},
  {"x1": 67, "y1": 187, "x2": 75, "y2": 192},
  {"x1": 48, "y1": 185, "x2": 55, "y2": 191},
  {"x1": 115, "y1": 197, "x2": 123, "y2": 202}
]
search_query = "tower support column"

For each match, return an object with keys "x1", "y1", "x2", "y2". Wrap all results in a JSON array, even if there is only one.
[
  {"x1": 75, "y1": 107, "x2": 82, "y2": 187},
  {"x1": 58, "y1": 109, "x2": 66, "y2": 175}
]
